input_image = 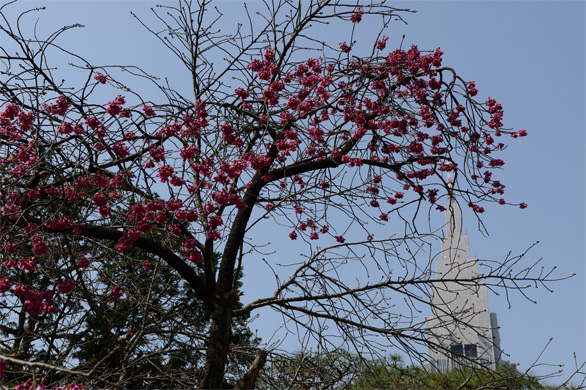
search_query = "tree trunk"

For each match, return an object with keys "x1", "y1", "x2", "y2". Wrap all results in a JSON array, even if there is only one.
[{"x1": 201, "y1": 292, "x2": 234, "y2": 389}]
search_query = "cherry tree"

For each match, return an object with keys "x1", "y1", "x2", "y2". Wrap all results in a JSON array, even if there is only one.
[{"x1": 0, "y1": 0, "x2": 555, "y2": 388}]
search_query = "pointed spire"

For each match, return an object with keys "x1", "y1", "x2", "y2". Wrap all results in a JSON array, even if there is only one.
[
  {"x1": 445, "y1": 171, "x2": 462, "y2": 237},
  {"x1": 447, "y1": 171, "x2": 454, "y2": 198}
]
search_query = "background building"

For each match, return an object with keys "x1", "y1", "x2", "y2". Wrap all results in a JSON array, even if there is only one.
[{"x1": 426, "y1": 188, "x2": 502, "y2": 372}]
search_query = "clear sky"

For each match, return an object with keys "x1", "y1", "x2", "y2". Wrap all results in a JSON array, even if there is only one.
[
  {"x1": 390, "y1": 1, "x2": 586, "y2": 385},
  {"x1": 1, "y1": 0, "x2": 584, "y2": 386}
]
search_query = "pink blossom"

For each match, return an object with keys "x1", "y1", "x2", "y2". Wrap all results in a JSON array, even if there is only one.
[
  {"x1": 112, "y1": 141, "x2": 129, "y2": 158},
  {"x1": 73, "y1": 124, "x2": 85, "y2": 135},
  {"x1": 183, "y1": 239, "x2": 197, "y2": 250},
  {"x1": 31, "y1": 236, "x2": 48, "y2": 256},
  {"x1": 335, "y1": 236, "x2": 346, "y2": 243},
  {"x1": 14, "y1": 284, "x2": 29, "y2": 297},
  {"x1": 45, "y1": 216, "x2": 74, "y2": 231},
  {"x1": 44, "y1": 187, "x2": 61, "y2": 197},
  {"x1": 58, "y1": 122, "x2": 73, "y2": 135},
  {"x1": 468, "y1": 81, "x2": 478, "y2": 96},
  {"x1": 106, "y1": 95, "x2": 126, "y2": 116},
  {"x1": 468, "y1": 202, "x2": 485, "y2": 213},
  {"x1": 3, "y1": 259, "x2": 17, "y2": 268},
  {"x1": 339, "y1": 42, "x2": 351, "y2": 53},
  {"x1": 512, "y1": 129, "x2": 528, "y2": 138},
  {"x1": 0, "y1": 278, "x2": 12, "y2": 293},
  {"x1": 188, "y1": 250, "x2": 203, "y2": 264},
  {"x1": 180, "y1": 145, "x2": 200, "y2": 160},
  {"x1": 1, "y1": 103, "x2": 19, "y2": 119},
  {"x1": 74, "y1": 176, "x2": 89, "y2": 188},
  {"x1": 3, "y1": 243, "x2": 19, "y2": 253},
  {"x1": 262, "y1": 89, "x2": 279, "y2": 106},
  {"x1": 208, "y1": 215, "x2": 223, "y2": 229},
  {"x1": 203, "y1": 202, "x2": 215, "y2": 213},
  {"x1": 263, "y1": 46, "x2": 275, "y2": 63},
  {"x1": 366, "y1": 186, "x2": 379, "y2": 195},
  {"x1": 92, "y1": 174, "x2": 110, "y2": 187},
  {"x1": 142, "y1": 105, "x2": 156, "y2": 117},
  {"x1": 288, "y1": 231, "x2": 298, "y2": 240},
  {"x1": 93, "y1": 72, "x2": 108, "y2": 84},
  {"x1": 308, "y1": 127, "x2": 324, "y2": 143},
  {"x1": 246, "y1": 58, "x2": 263, "y2": 72},
  {"x1": 14, "y1": 381, "x2": 45, "y2": 390},
  {"x1": 376, "y1": 36, "x2": 388, "y2": 50},
  {"x1": 78, "y1": 255, "x2": 90, "y2": 268},
  {"x1": 85, "y1": 117, "x2": 101, "y2": 129},
  {"x1": 207, "y1": 230, "x2": 221, "y2": 241},
  {"x1": 42, "y1": 95, "x2": 70, "y2": 116},
  {"x1": 96, "y1": 205, "x2": 110, "y2": 217},
  {"x1": 106, "y1": 104, "x2": 121, "y2": 116},
  {"x1": 111, "y1": 284, "x2": 125, "y2": 298},
  {"x1": 57, "y1": 280, "x2": 76, "y2": 294},
  {"x1": 149, "y1": 145, "x2": 166, "y2": 163},
  {"x1": 157, "y1": 165, "x2": 175, "y2": 182},
  {"x1": 26, "y1": 187, "x2": 39, "y2": 198},
  {"x1": 489, "y1": 159, "x2": 505, "y2": 168},
  {"x1": 234, "y1": 88, "x2": 249, "y2": 100},
  {"x1": 166, "y1": 199, "x2": 183, "y2": 212},
  {"x1": 16, "y1": 110, "x2": 34, "y2": 132},
  {"x1": 137, "y1": 221, "x2": 154, "y2": 232},
  {"x1": 350, "y1": 8, "x2": 363, "y2": 23},
  {"x1": 169, "y1": 224, "x2": 182, "y2": 235},
  {"x1": 92, "y1": 192, "x2": 108, "y2": 207},
  {"x1": 258, "y1": 70, "x2": 270, "y2": 80}
]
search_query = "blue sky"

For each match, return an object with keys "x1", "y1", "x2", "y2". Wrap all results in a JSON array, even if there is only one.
[
  {"x1": 391, "y1": 1, "x2": 585, "y2": 385},
  {"x1": 1, "y1": 0, "x2": 584, "y2": 386}
]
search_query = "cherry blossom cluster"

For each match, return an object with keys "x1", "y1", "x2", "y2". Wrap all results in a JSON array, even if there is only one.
[
  {"x1": 0, "y1": 19, "x2": 527, "y2": 326},
  {"x1": 237, "y1": 42, "x2": 523, "y2": 243},
  {"x1": 13, "y1": 284, "x2": 57, "y2": 315},
  {"x1": 3, "y1": 380, "x2": 85, "y2": 390}
]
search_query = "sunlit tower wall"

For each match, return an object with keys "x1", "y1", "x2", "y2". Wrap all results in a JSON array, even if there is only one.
[{"x1": 426, "y1": 188, "x2": 502, "y2": 372}]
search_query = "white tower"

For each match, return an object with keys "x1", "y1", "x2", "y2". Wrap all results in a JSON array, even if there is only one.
[{"x1": 426, "y1": 175, "x2": 501, "y2": 371}]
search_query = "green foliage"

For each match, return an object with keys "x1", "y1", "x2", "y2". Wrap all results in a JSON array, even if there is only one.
[{"x1": 260, "y1": 351, "x2": 575, "y2": 390}]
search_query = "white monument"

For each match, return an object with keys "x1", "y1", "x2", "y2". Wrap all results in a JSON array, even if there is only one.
[{"x1": 426, "y1": 176, "x2": 502, "y2": 371}]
